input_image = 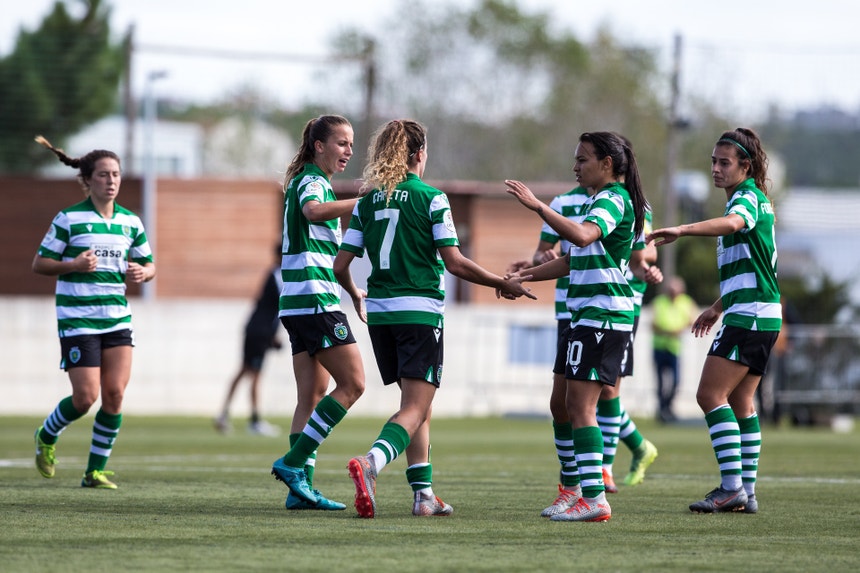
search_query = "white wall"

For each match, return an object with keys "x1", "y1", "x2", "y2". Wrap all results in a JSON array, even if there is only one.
[{"x1": 1, "y1": 297, "x2": 709, "y2": 420}]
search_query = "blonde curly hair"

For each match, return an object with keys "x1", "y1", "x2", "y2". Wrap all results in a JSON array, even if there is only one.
[{"x1": 361, "y1": 119, "x2": 426, "y2": 203}]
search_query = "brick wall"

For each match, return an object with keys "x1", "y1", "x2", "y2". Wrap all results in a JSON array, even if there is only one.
[{"x1": 2, "y1": 176, "x2": 568, "y2": 302}]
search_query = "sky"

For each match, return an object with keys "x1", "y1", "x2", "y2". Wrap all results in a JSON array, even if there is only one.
[{"x1": 3, "y1": 0, "x2": 860, "y2": 123}]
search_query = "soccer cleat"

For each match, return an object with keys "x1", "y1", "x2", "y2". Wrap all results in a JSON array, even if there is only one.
[
  {"x1": 540, "y1": 484, "x2": 582, "y2": 517},
  {"x1": 81, "y1": 470, "x2": 118, "y2": 489},
  {"x1": 248, "y1": 420, "x2": 281, "y2": 437},
  {"x1": 286, "y1": 490, "x2": 347, "y2": 511},
  {"x1": 689, "y1": 486, "x2": 748, "y2": 513},
  {"x1": 347, "y1": 456, "x2": 377, "y2": 518},
  {"x1": 34, "y1": 426, "x2": 57, "y2": 479},
  {"x1": 550, "y1": 493, "x2": 612, "y2": 522},
  {"x1": 743, "y1": 493, "x2": 758, "y2": 514},
  {"x1": 271, "y1": 458, "x2": 318, "y2": 504},
  {"x1": 603, "y1": 468, "x2": 618, "y2": 493},
  {"x1": 622, "y1": 439, "x2": 658, "y2": 486},
  {"x1": 412, "y1": 492, "x2": 453, "y2": 516}
]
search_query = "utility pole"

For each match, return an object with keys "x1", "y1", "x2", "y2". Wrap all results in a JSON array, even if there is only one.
[
  {"x1": 662, "y1": 33, "x2": 683, "y2": 280},
  {"x1": 123, "y1": 25, "x2": 136, "y2": 174},
  {"x1": 362, "y1": 37, "x2": 377, "y2": 166}
]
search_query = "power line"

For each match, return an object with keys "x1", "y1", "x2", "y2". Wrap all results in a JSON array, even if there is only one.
[{"x1": 136, "y1": 43, "x2": 367, "y2": 64}]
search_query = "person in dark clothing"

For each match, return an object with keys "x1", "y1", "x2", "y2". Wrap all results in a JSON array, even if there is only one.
[{"x1": 215, "y1": 254, "x2": 283, "y2": 436}]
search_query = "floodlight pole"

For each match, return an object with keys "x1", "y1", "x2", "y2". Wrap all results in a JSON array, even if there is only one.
[
  {"x1": 662, "y1": 33, "x2": 683, "y2": 281},
  {"x1": 142, "y1": 70, "x2": 167, "y2": 301}
]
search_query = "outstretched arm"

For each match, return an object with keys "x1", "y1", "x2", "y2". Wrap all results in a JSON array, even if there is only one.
[
  {"x1": 439, "y1": 246, "x2": 536, "y2": 300},
  {"x1": 648, "y1": 214, "x2": 746, "y2": 246},
  {"x1": 504, "y1": 180, "x2": 600, "y2": 247}
]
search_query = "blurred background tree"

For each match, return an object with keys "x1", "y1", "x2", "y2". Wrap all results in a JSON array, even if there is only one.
[
  {"x1": 0, "y1": 0, "x2": 124, "y2": 173},
  {"x1": 3, "y1": 0, "x2": 855, "y2": 320}
]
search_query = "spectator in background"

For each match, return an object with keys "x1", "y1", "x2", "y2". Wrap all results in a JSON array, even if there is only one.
[
  {"x1": 651, "y1": 276, "x2": 698, "y2": 423},
  {"x1": 214, "y1": 245, "x2": 283, "y2": 437}
]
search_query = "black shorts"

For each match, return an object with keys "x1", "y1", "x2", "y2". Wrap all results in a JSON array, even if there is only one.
[
  {"x1": 563, "y1": 325, "x2": 630, "y2": 386},
  {"x1": 368, "y1": 324, "x2": 444, "y2": 387},
  {"x1": 619, "y1": 315, "x2": 640, "y2": 378},
  {"x1": 281, "y1": 311, "x2": 356, "y2": 357},
  {"x1": 553, "y1": 319, "x2": 571, "y2": 375},
  {"x1": 242, "y1": 333, "x2": 272, "y2": 371},
  {"x1": 707, "y1": 324, "x2": 779, "y2": 376},
  {"x1": 59, "y1": 329, "x2": 134, "y2": 371}
]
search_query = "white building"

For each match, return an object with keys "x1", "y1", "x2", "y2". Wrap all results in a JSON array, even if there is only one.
[
  {"x1": 40, "y1": 115, "x2": 295, "y2": 180},
  {"x1": 777, "y1": 188, "x2": 860, "y2": 308}
]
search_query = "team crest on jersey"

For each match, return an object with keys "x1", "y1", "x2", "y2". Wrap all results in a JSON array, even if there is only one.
[
  {"x1": 333, "y1": 322, "x2": 349, "y2": 340},
  {"x1": 122, "y1": 225, "x2": 132, "y2": 237},
  {"x1": 69, "y1": 346, "x2": 82, "y2": 364}
]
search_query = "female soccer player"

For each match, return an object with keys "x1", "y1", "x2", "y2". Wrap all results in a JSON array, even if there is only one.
[
  {"x1": 504, "y1": 131, "x2": 651, "y2": 522},
  {"x1": 648, "y1": 128, "x2": 780, "y2": 514},
  {"x1": 32, "y1": 136, "x2": 155, "y2": 489},
  {"x1": 334, "y1": 119, "x2": 534, "y2": 518},
  {"x1": 270, "y1": 115, "x2": 366, "y2": 511}
]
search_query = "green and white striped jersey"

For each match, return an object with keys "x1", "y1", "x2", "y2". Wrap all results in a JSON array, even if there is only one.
[
  {"x1": 540, "y1": 186, "x2": 591, "y2": 320},
  {"x1": 279, "y1": 163, "x2": 344, "y2": 316},
  {"x1": 566, "y1": 182, "x2": 635, "y2": 331},
  {"x1": 624, "y1": 209, "x2": 653, "y2": 317},
  {"x1": 718, "y1": 178, "x2": 781, "y2": 331},
  {"x1": 37, "y1": 197, "x2": 153, "y2": 337},
  {"x1": 339, "y1": 173, "x2": 459, "y2": 328}
]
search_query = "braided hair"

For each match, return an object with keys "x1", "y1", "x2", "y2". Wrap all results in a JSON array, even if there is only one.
[{"x1": 35, "y1": 135, "x2": 120, "y2": 194}]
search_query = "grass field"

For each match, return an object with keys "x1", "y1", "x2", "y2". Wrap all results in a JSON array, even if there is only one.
[{"x1": 1, "y1": 414, "x2": 858, "y2": 572}]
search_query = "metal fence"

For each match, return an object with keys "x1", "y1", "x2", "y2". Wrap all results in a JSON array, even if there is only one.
[{"x1": 769, "y1": 325, "x2": 860, "y2": 424}]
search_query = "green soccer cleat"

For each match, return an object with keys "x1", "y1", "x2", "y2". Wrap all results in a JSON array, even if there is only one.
[
  {"x1": 34, "y1": 426, "x2": 57, "y2": 479},
  {"x1": 271, "y1": 458, "x2": 318, "y2": 504},
  {"x1": 622, "y1": 439, "x2": 658, "y2": 486},
  {"x1": 285, "y1": 490, "x2": 347, "y2": 511},
  {"x1": 81, "y1": 470, "x2": 118, "y2": 489}
]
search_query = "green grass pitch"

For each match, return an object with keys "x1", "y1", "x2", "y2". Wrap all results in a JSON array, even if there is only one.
[{"x1": 1, "y1": 415, "x2": 858, "y2": 572}]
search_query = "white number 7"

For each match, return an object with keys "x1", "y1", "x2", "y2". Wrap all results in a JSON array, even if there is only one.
[{"x1": 375, "y1": 208, "x2": 400, "y2": 269}]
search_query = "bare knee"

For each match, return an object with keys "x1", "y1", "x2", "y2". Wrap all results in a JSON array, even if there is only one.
[
  {"x1": 99, "y1": 387, "x2": 126, "y2": 413},
  {"x1": 696, "y1": 388, "x2": 722, "y2": 413},
  {"x1": 71, "y1": 395, "x2": 97, "y2": 414}
]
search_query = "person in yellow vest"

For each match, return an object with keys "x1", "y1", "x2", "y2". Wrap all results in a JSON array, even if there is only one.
[{"x1": 651, "y1": 276, "x2": 698, "y2": 422}]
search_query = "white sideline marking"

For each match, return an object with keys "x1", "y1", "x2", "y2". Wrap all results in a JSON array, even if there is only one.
[{"x1": 3, "y1": 457, "x2": 860, "y2": 485}]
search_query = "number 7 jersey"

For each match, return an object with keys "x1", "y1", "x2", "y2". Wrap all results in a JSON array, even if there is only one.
[{"x1": 339, "y1": 173, "x2": 459, "y2": 328}]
